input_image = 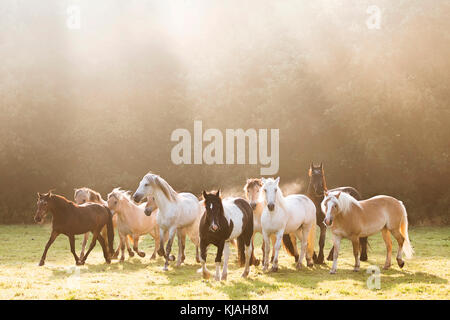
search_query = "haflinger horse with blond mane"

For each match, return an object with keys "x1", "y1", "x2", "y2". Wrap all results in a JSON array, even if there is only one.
[
  {"x1": 107, "y1": 188, "x2": 162, "y2": 261},
  {"x1": 322, "y1": 191, "x2": 413, "y2": 274},
  {"x1": 74, "y1": 187, "x2": 119, "y2": 260},
  {"x1": 261, "y1": 177, "x2": 316, "y2": 272},
  {"x1": 132, "y1": 173, "x2": 202, "y2": 271}
]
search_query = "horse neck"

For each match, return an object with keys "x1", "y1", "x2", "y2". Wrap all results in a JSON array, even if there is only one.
[
  {"x1": 275, "y1": 188, "x2": 287, "y2": 211},
  {"x1": 118, "y1": 198, "x2": 145, "y2": 227},
  {"x1": 153, "y1": 188, "x2": 173, "y2": 214},
  {"x1": 49, "y1": 196, "x2": 73, "y2": 221}
]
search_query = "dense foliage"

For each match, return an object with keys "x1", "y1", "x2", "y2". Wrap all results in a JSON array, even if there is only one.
[{"x1": 0, "y1": 1, "x2": 448, "y2": 224}]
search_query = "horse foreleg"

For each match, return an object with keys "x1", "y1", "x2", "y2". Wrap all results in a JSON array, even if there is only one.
[
  {"x1": 80, "y1": 232, "x2": 89, "y2": 260},
  {"x1": 163, "y1": 227, "x2": 177, "y2": 271},
  {"x1": 316, "y1": 225, "x2": 326, "y2": 264},
  {"x1": 132, "y1": 235, "x2": 145, "y2": 257},
  {"x1": 39, "y1": 230, "x2": 59, "y2": 266},
  {"x1": 221, "y1": 241, "x2": 230, "y2": 280},
  {"x1": 126, "y1": 235, "x2": 134, "y2": 257},
  {"x1": 214, "y1": 241, "x2": 225, "y2": 281},
  {"x1": 199, "y1": 238, "x2": 210, "y2": 279},
  {"x1": 68, "y1": 234, "x2": 81, "y2": 265},
  {"x1": 151, "y1": 231, "x2": 159, "y2": 260},
  {"x1": 157, "y1": 227, "x2": 166, "y2": 257},
  {"x1": 262, "y1": 231, "x2": 271, "y2": 272},
  {"x1": 118, "y1": 233, "x2": 126, "y2": 262},
  {"x1": 295, "y1": 228, "x2": 307, "y2": 269},
  {"x1": 271, "y1": 230, "x2": 284, "y2": 272},
  {"x1": 330, "y1": 234, "x2": 341, "y2": 274}
]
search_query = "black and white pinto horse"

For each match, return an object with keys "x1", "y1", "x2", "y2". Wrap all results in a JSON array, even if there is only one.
[{"x1": 199, "y1": 190, "x2": 254, "y2": 281}]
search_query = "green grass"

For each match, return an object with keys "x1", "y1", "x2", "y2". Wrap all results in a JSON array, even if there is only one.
[{"x1": 0, "y1": 224, "x2": 448, "y2": 299}]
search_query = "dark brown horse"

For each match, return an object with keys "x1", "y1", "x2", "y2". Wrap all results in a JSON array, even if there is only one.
[
  {"x1": 35, "y1": 191, "x2": 114, "y2": 266},
  {"x1": 307, "y1": 163, "x2": 368, "y2": 264}
]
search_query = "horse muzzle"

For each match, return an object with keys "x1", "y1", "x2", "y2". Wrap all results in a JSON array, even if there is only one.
[
  {"x1": 250, "y1": 202, "x2": 256, "y2": 210},
  {"x1": 144, "y1": 207, "x2": 153, "y2": 216},
  {"x1": 132, "y1": 193, "x2": 143, "y2": 203},
  {"x1": 209, "y1": 224, "x2": 219, "y2": 232},
  {"x1": 267, "y1": 203, "x2": 275, "y2": 211},
  {"x1": 323, "y1": 217, "x2": 333, "y2": 227}
]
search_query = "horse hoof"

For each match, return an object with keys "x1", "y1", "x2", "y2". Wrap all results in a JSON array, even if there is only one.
[
  {"x1": 327, "y1": 256, "x2": 333, "y2": 262},
  {"x1": 353, "y1": 267, "x2": 360, "y2": 272},
  {"x1": 202, "y1": 271, "x2": 211, "y2": 279},
  {"x1": 397, "y1": 260, "x2": 405, "y2": 268},
  {"x1": 330, "y1": 269, "x2": 336, "y2": 274},
  {"x1": 360, "y1": 255, "x2": 368, "y2": 262},
  {"x1": 138, "y1": 252, "x2": 145, "y2": 258},
  {"x1": 150, "y1": 254, "x2": 156, "y2": 260},
  {"x1": 157, "y1": 248, "x2": 165, "y2": 257},
  {"x1": 307, "y1": 261, "x2": 314, "y2": 268},
  {"x1": 128, "y1": 252, "x2": 135, "y2": 257},
  {"x1": 196, "y1": 257, "x2": 201, "y2": 263},
  {"x1": 383, "y1": 265, "x2": 391, "y2": 270},
  {"x1": 38, "y1": 261, "x2": 45, "y2": 266},
  {"x1": 241, "y1": 271, "x2": 249, "y2": 278},
  {"x1": 221, "y1": 273, "x2": 227, "y2": 281},
  {"x1": 168, "y1": 255, "x2": 175, "y2": 261},
  {"x1": 296, "y1": 263, "x2": 303, "y2": 270},
  {"x1": 214, "y1": 275, "x2": 221, "y2": 281},
  {"x1": 76, "y1": 260, "x2": 83, "y2": 266},
  {"x1": 105, "y1": 260, "x2": 111, "y2": 264},
  {"x1": 270, "y1": 266, "x2": 278, "y2": 272}
]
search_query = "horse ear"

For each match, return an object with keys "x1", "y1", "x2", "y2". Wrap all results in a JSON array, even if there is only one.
[
  {"x1": 215, "y1": 189, "x2": 220, "y2": 197},
  {"x1": 202, "y1": 190, "x2": 207, "y2": 199},
  {"x1": 37, "y1": 192, "x2": 41, "y2": 199},
  {"x1": 320, "y1": 162, "x2": 323, "y2": 169},
  {"x1": 324, "y1": 191, "x2": 329, "y2": 197},
  {"x1": 275, "y1": 177, "x2": 280, "y2": 184},
  {"x1": 336, "y1": 192, "x2": 341, "y2": 199},
  {"x1": 261, "y1": 177, "x2": 266, "y2": 184},
  {"x1": 310, "y1": 162, "x2": 313, "y2": 169}
]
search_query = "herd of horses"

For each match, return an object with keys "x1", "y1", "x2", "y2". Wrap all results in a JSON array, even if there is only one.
[{"x1": 34, "y1": 163, "x2": 413, "y2": 278}]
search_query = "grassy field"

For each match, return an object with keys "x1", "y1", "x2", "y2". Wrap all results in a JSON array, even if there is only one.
[{"x1": 0, "y1": 224, "x2": 448, "y2": 299}]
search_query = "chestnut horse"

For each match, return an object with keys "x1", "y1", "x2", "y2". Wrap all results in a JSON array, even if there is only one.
[
  {"x1": 322, "y1": 191, "x2": 413, "y2": 274},
  {"x1": 35, "y1": 191, "x2": 114, "y2": 266}
]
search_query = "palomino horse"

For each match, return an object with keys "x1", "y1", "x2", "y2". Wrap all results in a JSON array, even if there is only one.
[
  {"x1": 35, "y1": 191, "x2": 114, "y2": 266},
  {"x1": 132, "y1": 173, "x2": 202, "y2": 271},
  {"x1": 244, "y1": 178, "x2": 299, "y2": 264},
  {"x1": 199, "y1": 190, "x2": 253, "y2": 280},
  {"x1": 261, "y1": 177, "x2": 316, "y2": 271},
  {"x1": 74, "y1": 187, "x2": 119, "y2": 259},
  {"x1": 306, "y1": 163, "x2": 366, "y2": 264},
  {"x1": 107, "y1": 188, "x2": 161, "y2": 261},
  {"x1": 322, "y1": 191, "x2": 413, "y2": 274}
]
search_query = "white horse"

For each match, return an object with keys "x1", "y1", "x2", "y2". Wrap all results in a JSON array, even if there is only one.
[
  {"x1": 132, "y1": 173, "x2": 202, "y2": 271},
  {"x1": 107, "y1": 188, "x2": 161, "y2": 261},
  {"x1": 260, "y1": 177, "x2": 316, "y2": 271}
]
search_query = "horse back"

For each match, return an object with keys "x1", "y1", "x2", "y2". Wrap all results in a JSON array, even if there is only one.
[{"x1": 330, "y1": 186, "x2": 362, "y2": 200}]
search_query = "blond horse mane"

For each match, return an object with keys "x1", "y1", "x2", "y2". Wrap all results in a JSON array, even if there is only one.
[
  {"x1": 108, "y1": 187, "x2": 132, "y2": 202},
  {"x1": 324, "y1": 190, "x2": 362, "y2": 214},
  {"x1": 75, "y1": 187, "x2": 104, "y2": 203},
  {"x1": 146, "y1": 173, "x2": 178, "y2": 202}
]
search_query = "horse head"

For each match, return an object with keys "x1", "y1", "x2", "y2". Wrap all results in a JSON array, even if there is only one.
[
  {"x1": 308, "y1": 162, "x2": 327, "y2": 196},
  {"x1": 202, "y1": 189, "x2": 224, "y2": 233}
]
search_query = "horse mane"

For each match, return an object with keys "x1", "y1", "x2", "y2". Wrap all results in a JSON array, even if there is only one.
[
  {"x1": 50, "y1": 194, "x2": 77, "y2": 210},
  {"x1": 108, "y1": 187, "x2": 132, "y2": 202},
  {"x1": 326, "y1": 191, "x2": 362, "y2": 214},
  {"x1": 146, "y1": 173, "x2": 178, "y2": 202}
]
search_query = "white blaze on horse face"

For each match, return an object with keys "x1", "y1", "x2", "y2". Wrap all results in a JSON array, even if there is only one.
[{"x1": 324, "y1": 198, "x2": 337, "y2": 226}]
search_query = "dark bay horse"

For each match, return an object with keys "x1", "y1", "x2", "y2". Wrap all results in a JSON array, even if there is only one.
[
  {"x1": 35, "y1": 191, "x2": 115, "y2": 266},
  {"x1": 306, "y1": 163, "x2": 368, "y2": 264}
]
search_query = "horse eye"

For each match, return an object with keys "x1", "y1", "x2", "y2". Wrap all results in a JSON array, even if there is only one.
[{"x1": 145, "y1": 183, "x2": 149, "y2": 187}]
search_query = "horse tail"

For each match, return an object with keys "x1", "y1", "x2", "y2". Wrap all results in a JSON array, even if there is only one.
[
  {"x1": 307, "y1": 223, "x2": 316, "y2": 259},
  {"x1": 105, "y1": 207, "x2": 115, "y2": 255},
  {"x1": 282, "y1": 234, "x2": 297, "y2": 260},
  {"x1": 399, "y1": 201, "x2": 413, "y2": 259}
]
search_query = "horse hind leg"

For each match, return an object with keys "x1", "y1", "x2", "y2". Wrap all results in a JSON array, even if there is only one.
[
  {"x1": 359, "y1": 237, "x2": 369, "y2": 261},
  {"x1": 351, "y1": 237, "x2": 360, "y2": 272},
  {"x1": 391, "y1": 229, "x2": 405, "y2": 268},
  {"x1": 163, "y1": 228, "x2": 177, "y2": 271},
  {"x1": 176, "y1": 229, "x2": 186, "y2": 267},
  {"x1": 381, "y1": 228, "x2": 392, "y2": 270},
  {"x1": 80, "y1": 232, "x2": 89, "y2": 260},
  {"x1": 97, "y1": 234, "x2": 111, "y2": 264}
]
